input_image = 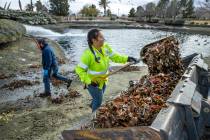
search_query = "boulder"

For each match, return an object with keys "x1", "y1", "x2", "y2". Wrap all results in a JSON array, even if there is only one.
[
  {"x1": 0, "y1": 19, "x2": 26, "y2": 44},
  {"x1": 0, "y1": 36, "x2": 66, "y2": 76}
]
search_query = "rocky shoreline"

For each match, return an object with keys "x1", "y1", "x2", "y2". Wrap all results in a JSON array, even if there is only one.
[
  {"x1": 0, "y1": 10, "x2": 56, "y2": 25},
  {"x1": 0, "y1": 19, "x2": 26, "y2": 44}
]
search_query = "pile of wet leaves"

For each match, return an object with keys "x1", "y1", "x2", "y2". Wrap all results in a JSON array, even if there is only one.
[
  {"x1": 1, "y1": 80, "x2": 40, "y2": 90},
  {"x1": 0, "y1": 74, "x2": 10, "y2": 79},
  {"x1": 93, "y1": 73, "x2": 179, "y2": 128},
  {"x1": 28, "y1": 64, "x2": 41, "y2": 69},
  {"x1": 68, "y1": 89, "x2": 82, "y2": 98},
  {"x1": 91, "y1": 37, "x2": 184, "y2": 128},
  {"x1": 51, "y1": 77, "x2": 65, "y2": 86},
  {"x1": 51, "y1": 95, "x2": 64, "y2": 104},
  {"x1": 141, "y1": 37, "x2": 184, "y2": 75},
  {"x1": 57, "y1": 57, "x2": 66, "y2": 65},
  {"x1": 51, "y1": 89, "x2": 81, "y2": 104}
]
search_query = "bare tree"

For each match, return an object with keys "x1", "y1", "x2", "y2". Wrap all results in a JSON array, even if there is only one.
[
  {"x1": 185, "y1": 0, "x2": 195, "y2": 18},
  {"x1": 166, "y1": 0, "x2": 179, "y2": 19},
  {"x1": 19, "y1": 0, "x2": 22, "y2": 11},
  {"x1": 203, "y1": 1, "x2": 210, "y2": 11},
  {"x1": 3, "y1": 2, "x2": 7, "y2": 10},
  {"x1": 30, "y1": 0, "x2": 34, "y2": 11},
  {"x1": 7, "y1": 1, "x2": 11, "y2": 10},
  {"x1": 195, "y1": 0, "x2": 210, "y2": 19},
  {"x1": 156, "y1": 0, "x2": 169, "y2": 18},
  {"x1": 136, "y1": 6, "x2": 145, "y2": 18},
  {"x1": 145, "y1": 2, "x2": 156, "y2": 21}
]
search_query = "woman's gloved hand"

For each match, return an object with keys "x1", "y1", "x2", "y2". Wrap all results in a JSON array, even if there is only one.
[{"x1": 127, "y1": 56, "x2": 138, "y2": 64}]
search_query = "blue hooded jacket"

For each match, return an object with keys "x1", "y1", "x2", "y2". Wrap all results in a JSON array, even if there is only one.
[{"x1": 42, "y1": 44, "x2": 58, "y2": 70}]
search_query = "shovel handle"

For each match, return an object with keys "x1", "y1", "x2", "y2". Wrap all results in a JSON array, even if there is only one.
[
  {"x1": 24, "y1": 34, "x2": 41, "y2": 49},
  {"x1": 105, "y1": 59, "x2": 141, "y2": 78}
]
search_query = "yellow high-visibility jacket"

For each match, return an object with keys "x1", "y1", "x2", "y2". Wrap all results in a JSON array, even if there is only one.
[{"x1": 75, "y1": 42, "x2": 128, "y2": 89}]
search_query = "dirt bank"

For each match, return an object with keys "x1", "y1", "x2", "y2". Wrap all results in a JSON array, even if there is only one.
[{"x1": 0, "y1": 35, "x2": 72, "y2": 139}]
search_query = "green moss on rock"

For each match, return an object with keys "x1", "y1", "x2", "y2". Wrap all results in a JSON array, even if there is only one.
[{"x1": 0, "y1": 19, "x2": 26, "y2": 44}]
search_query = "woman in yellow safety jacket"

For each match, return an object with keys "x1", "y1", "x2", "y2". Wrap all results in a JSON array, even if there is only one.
[{"x1": 75, "y1": 29, "x2": 138, "y2": 112}]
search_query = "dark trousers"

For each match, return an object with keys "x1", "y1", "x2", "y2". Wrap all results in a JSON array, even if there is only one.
[{"x1": 43, "y1": 66, "x2": 68, "y2": 93}]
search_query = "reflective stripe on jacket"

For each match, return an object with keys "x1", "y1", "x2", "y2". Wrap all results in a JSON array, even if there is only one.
[{"x1": 75, "y1": 42, "x2": 128, "y2": 89}]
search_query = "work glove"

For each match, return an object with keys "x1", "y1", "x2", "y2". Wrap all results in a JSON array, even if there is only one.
[
  {"x1": 127, "y1": 56, "x2": 138, "y2": 64},
  {"x1": 42, "y1": 69, "x2": 49, "y2": 77}
]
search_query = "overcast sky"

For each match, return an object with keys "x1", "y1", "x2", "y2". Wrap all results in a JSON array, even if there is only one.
[{"x1": 0, "y1": 0, "x2": 205, "y2": 15}]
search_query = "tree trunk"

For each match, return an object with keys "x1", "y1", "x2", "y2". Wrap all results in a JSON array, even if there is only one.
[
  {"x1": 104, "y1": 5, "x2": 106, "y2": 16},
  {"x1": 19, "y1": 0, "x2": 22, "y2": 11}
]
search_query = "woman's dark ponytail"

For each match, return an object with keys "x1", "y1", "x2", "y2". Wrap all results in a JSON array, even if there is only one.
[{"x1": 87, "y1": 29, "x2": 100, "y2": 63}]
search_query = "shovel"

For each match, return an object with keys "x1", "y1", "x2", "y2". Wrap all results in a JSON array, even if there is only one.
[
  {"x1": 103, "y1": 58, "x2": 141, "y2": 78},
  {"x1": 83, "y1": 59, "x2": 141, "y2": 89}
]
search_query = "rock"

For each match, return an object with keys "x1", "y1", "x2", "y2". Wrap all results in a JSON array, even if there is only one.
[
  {"x1": 0, "y1": 10, "x2": 56, "y2": 25},
  {"x1": 28, "y1": 21, "x2": 34, "y2": 25},
  {"x1": 0, "y1": 19, "x2": 26, "y2": 44},
  {"x1": 0, "y1": 36, "x2": 66, "y2": 76}
]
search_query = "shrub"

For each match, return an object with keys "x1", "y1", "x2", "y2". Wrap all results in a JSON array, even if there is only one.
[
  {"x1": 110, "y1": 16, "x2": 116, "y2": 21},
  {"x1": 190, "y1": 21, "x2": 194, "y2": 25},
  {"x1": 204, "y1": 22, "x2": 208, "y2": 25},
  {"x1": 164, "y1": 19, "x2": 185, "y2": 26}
]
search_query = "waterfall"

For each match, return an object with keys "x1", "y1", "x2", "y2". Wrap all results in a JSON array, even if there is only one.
[{"x1": 24, "y1": 25, "x2": 86, "y2": 39}]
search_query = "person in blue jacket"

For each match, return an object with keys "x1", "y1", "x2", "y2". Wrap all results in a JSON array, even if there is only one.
[{"x1": 37, "y1": 38, "x2": 72, "y2": 97}]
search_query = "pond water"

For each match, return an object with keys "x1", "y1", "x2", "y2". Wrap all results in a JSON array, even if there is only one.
[{"x1": 25, "y1": 25, "x2": 210, "y2": 67}]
